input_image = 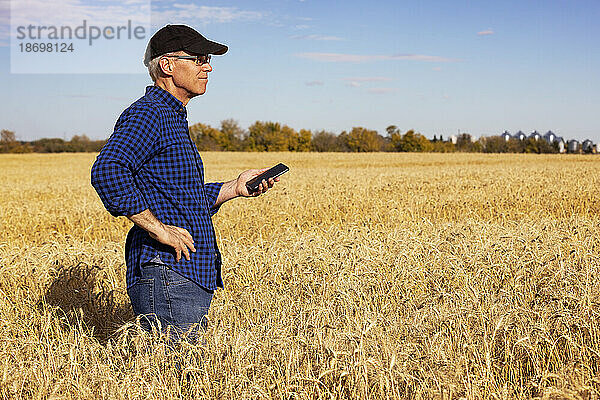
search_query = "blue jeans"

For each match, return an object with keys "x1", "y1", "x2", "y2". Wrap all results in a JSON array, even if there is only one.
[{"x1": 127, "y1": 262, "x2": 214, "y2": 344}]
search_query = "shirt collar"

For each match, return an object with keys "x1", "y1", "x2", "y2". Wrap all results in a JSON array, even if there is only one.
[{"x1": 145, "y1": 86, "x2": 187, "y2": 116}]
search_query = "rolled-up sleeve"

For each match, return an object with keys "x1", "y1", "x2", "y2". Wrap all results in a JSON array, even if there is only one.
[
  {"x1": 91, "y1": 107, "x2": 159, "y2": 217},
  {"x1": 204, "y1": 182, "x2": 224, "y2": 216}
]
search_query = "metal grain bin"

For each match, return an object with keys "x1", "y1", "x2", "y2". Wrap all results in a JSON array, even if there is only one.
[
  {"x1": 513, "y1": 131, "x2": 526, "y2": 141},
  {"x1": 529, "y1": 130, "x2": 541, "y2": 141},
  {"x1": 582, "y1": 139, "x2": 594, "y2": 153},
  {"x1": 543, "y1": 130, "x2": 556, "y2": 144},
  {"x1": 567, "y1": 140, "x2": 580, "y2": 153}
]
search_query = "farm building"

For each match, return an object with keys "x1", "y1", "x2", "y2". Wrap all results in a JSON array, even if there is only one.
[
  {"x1": 494, "y1": 130, "x2": 594, "y2": 154},
  {"x1": 556, "y1": 137, "x2": 566, "y2": 153},
  {"x1": 513, "y1": 131, "x2": 526, "y2": 141},
  {"x1": 529, "y1": 130, "x2": 541, "y2": 141}
]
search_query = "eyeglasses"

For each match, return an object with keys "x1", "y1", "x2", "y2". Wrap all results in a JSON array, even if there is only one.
[{"x1": 162, "y1": 54, "x2": 211, "y2": 66}]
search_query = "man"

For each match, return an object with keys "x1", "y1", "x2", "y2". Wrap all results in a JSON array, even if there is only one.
[{"x1": 91, "y1": 25, "x2": 277, "y2": 342}]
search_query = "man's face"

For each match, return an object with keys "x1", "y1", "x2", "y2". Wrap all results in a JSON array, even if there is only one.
[{"x1": 165, "y1": 51, "x2": 213, "y2": 97}]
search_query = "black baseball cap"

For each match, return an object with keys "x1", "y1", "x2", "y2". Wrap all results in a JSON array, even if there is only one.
[{"x1": 143, "y1": 25, "x2": 228, "y2": 66}]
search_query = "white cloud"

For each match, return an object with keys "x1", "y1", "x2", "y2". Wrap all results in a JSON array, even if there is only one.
[
  {"x1": 10, "y1": 0, "x2": 151, "y2": 26},
  {"x1": 343, "y1": 76, "x2": 392, "y2": 82},
  {"x1": 0, "y1": 0, "x2": 8, "y2": 46},
  {"x1": 295, "y1": 52, "x2": 457, "y2": 63},
  {"x1": 391, "y1": 53, "x2": 457, "y2": 62},
  {"x1": 0, "y1": 0, "x2": 8, "y2": 15},
  {"x1": 4, "y1": 0, "x2": 151, "y2": 46},
  {"x1": 155, "y1": 4, "x2": 265, "y2": 25},
  {"x1": 294, "y1": 24, "x2": 310, "y2": 30},
  {"x1": 368, "y1": 88, "x2": 397, "y2": 94},
  {"x1": 2, "y1": 0, "x2": 265, "y2": 45},
  {"x1": 305, "y1": 80, "x2": 324, "y2": 86},
  {"x1": 296, "y1": 53, "x2": 373, "y2": 62},
  {"x1": 344, "y1": 77, "x2": 392, "y2": 88},
  {"x1": 477, "y1": 29, "x2": 494, "y2": 36},
  {"x1": 291, "y1": 34, "x2": 343, "y2": 41}
]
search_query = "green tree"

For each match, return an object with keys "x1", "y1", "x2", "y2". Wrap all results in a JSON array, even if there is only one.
[
  {"x1": 523, "y1": 138, "x2": 556, "y2": 154},
  {"x1": 1, "y1": 129, "x2": 15, "y2": 143},
  {"x1": 281, "y1": 125, "x2": 299, "y2": 151},
  {"x1": 391, "y1": 130, "x2": 433, "y2": 152},
  {"x1": 482, "y1": 136, "x2": 509, "y2": 153},
  {"x1": 455, "y1": 133, "x2": 481, "y2": 152},
  {"x1": 189, "y1": 123, "x2": 226, "y2": 151},
  {"x1": 0, "y1": 129, "x2": 16, "y2": 153},
  {"x1": 67, "y1": 135, "x2": 91, "y2": 152},
  {"x1": 0, "y1": 129, "x2": 32, "y2": 153},
  {"x1": 247, "y1": 121, "x2": 299, "y2": 151},
  {"x1": 431, "y1": 140, "x2": 455, "y2": 153},
  {"x1": 220, "y1": 119, "x2": 245, "y2": 151},
  {"x1": 385, "y1": 125, "x2": 400, "y2": 137},
  {"x1": 296, "y1": 129, "x2": 312, "y2": 152},
  {"x1": 339, "y1": 127, "x2": 383, "y2": 152},
  {"x1": 31, "y1": 138, "x2": 67, "y2": 153},
  {"x1": 311, "y1": 130, "x2": 344, "y2": 152},
  {"x1": 247, "y1": 121, "x2": 283, "y2": 151}
]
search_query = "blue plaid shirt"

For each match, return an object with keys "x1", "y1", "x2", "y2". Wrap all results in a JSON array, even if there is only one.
[{"x1": 91, "y1": 86, "x2": 224, "y2": 290}]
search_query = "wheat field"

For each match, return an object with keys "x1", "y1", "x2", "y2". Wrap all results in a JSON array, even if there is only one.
[{"x1": 0, "y1": 152, "x2": 599, "y2": 399}]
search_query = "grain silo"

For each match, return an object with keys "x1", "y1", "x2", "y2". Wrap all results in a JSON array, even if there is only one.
[
  {"x1": 513, "y1": 131, "x2": 526, "y2": 141},
  {"x1": 529, "y1": 130, "x2": 541, "y2": 141},
  {"x1": 567, "y1": 140, "x2": 580, "y2": 153},
  {"x1": 543, "y1": 130, "x2": 556, "y2": 144},
  {"x1": 582, "y1": 139, "x2": 594, "y2": 153},
  {"x1": 501, "y1": 130, "x2": 511, "y2": 141}
]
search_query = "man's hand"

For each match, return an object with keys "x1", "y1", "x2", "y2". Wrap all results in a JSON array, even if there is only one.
[
  {"x1": 235, "y1": 168, "x2": 279, "y2": 197},
  {"x1": 213, "y1": 168, "x2": 282, "y2": 208},
  {"x1": 149, "y1": 224, "x2": 196, "y2": 262},
  {"x1": 128, "y1": 209, "x2": 196, "y2": 262}
]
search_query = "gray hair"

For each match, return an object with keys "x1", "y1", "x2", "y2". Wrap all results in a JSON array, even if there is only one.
[
  {"x1": 146, "y1": 52, "x2": 182, "y2": 82},
  {"x1": 147, "y1": 56, "x2": 162, "y2": 82}
]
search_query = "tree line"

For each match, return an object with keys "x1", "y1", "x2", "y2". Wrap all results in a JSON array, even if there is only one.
[
  {"x1": 0, "y1": 130, "x2": 106, "y2": 153},
  {"x1": 0, "y1": 121, "x2": 565, "y2": 154}
]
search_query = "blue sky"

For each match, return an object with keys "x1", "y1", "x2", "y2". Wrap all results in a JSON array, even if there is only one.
[{"x1": 1, "y1": 0, "x2": 599, "y2": 142}]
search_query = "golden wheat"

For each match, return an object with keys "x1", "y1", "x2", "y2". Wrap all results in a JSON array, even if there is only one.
[{"x1": 0, "y1": 152, "x2": 599, "y2": 399}]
